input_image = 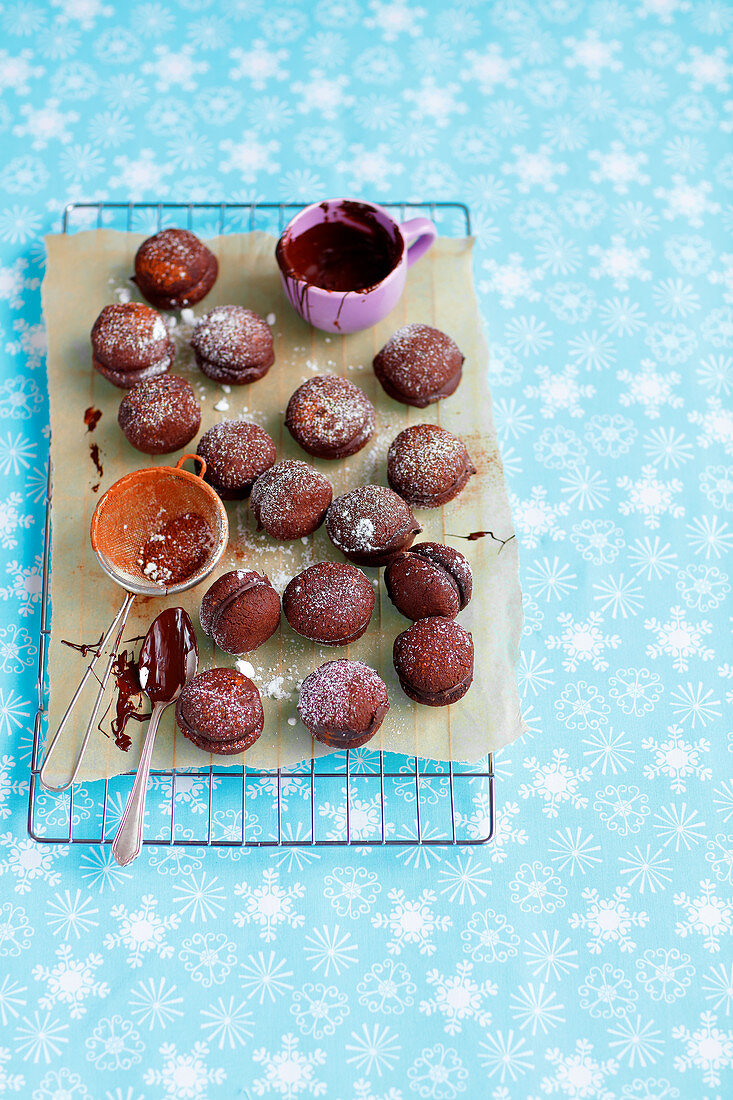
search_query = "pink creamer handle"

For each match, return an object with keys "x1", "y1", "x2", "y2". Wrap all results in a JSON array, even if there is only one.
[{"x1": 400, "y1": 217, "x2": 437, "y2": 268}]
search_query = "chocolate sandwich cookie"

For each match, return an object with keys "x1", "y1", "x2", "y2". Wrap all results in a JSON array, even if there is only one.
[
  {"x1": 134, "y1": 228, "x2": 218, "y2": 310},
  {"x1": 385, "y1": 542, "x2": 473, "y2": 621},
  {"x1": 387, "y1": 424, "x2": 475, "y2": 508},
  {"x1": 393, "y1": 616, "x2": 474, "y2": 706},
  {"x1": 285, "y1": 374, "x2": 376, "y2": 459},
  {"x1": 250, "y1": 460, "x2": 332, "y2": 540},
  {"x1": 191, "y1": 305, "x2": 274, "y2": 385},
  {"x1": 196, "y1": 419, "x2": 276, "y2": 500},
  {"x1": 91, "y1": 302, "x2": 174, "y2": 389},
  {"x1": 373, "y1": 323, "x2": 464, "y2": 408},
  {"x1": 118, "y1": 374, "x2": 201, "y2": 454},
  {"x1": 176, "y1": 667, "x2": 264, "y2": 755},
  {"x1": 325, "y1": 484, "x2": 421, "y2": 567},
  {"x1": 200, "y1": 569, "x2": 281, "y2": 655},
  {"x1": 283, "y1": 561, "x2": 375, "y2": 646},
  {"x1": 297, "y1": 659, "x2": 389, "y2": 749}
]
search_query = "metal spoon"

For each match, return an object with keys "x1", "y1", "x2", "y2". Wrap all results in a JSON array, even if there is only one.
[{"x1": 112, "y1": 607, "x2": 198, "y2": 867}]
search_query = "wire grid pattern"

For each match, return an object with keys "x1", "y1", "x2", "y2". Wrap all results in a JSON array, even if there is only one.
[{"x1": 29, "y1": 199, "x2": 495, "y2": 849}]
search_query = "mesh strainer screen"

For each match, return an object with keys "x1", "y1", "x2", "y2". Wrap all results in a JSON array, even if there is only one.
[{"x1": 90, "y1": 464, "x2": 228, "y2": 596}]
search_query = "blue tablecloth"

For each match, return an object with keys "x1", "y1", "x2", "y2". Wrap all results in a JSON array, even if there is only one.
[{"x1": 1, "y1": 2, "x2": 732, "y2": 1096}]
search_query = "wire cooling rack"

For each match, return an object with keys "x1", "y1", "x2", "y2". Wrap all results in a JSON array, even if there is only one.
[{"x1": 28, "y1": 199, "x2": 495, "y2": 849}]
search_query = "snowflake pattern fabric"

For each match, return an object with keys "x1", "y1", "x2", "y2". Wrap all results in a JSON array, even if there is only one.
[{"x1": 0, "y1": 1, "x2": 732, "y2": 1096}]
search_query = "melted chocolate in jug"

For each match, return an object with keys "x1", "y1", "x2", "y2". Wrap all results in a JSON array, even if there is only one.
[{"x1": 277, "y1": 202, "x2": 400, "y2": 292}]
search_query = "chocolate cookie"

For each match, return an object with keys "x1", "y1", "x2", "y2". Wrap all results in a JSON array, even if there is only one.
[
  {"x1": 393, "y1": 617, "x2": 474, "y2": 706},
  {"x1": 385, "y1": 543, "x2": 473, "y2": 621},
  {"x1": 176, "y1": 667, "x2": 264, "y2": 755},
  {"x1": 191, "y1": 305, "x2": 275, "y2": 385},
  {"x1": 250, "y1": 460, "x2": 332, "y2": 540},
  {"x1": 134, "y1": 228, "x2": 218, "y2": 310},
  {"x1": 200, "y1": 569, "x2": 281, "y2": 655},
  {"x1": 298, "y1": 659, "x2": 389, "y2": 749},
  {"x1": 91, "y1": 302, "x2": 174, "y2": 389},
  {"x1": 326, "y1": 485, "x2": 421, "y2": 567},
  {"x1": 283, "y1": 561, "x2": 375, "y2": 646},
  {"x1": 373, "y1": 323, "x2": 464, "y2": 407},
  {"x1": 196, "y1": 419, "x2": 276, "y2": 499},
  {"x1": 285, "y1": 374, "x2": 376, "y2": 459},
  {"x1": 118, "y1": 374, "x2": 201, "y2": 454},
  {"x1": 387, "y1": 424, "x2": 475, "y2": 508}
]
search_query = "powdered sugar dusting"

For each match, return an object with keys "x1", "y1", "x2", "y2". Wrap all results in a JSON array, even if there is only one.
[
  {"x1": 192, "y1": 305, "x2": 272, "y2": 366},
  {"x1": 326, "y1": 484, "x2": 417, "y2": 554},
  {"x1": 92, "y1": 302, "x2": 171, "y2": 366},
  {"x1": 388, "y1": 424, "x2": 470, "y2": 495},
  {"x1": 375, "y1": 322, "x2": 462, "y2": 399},
  {"x1": 298, "y1": 659, "x2": 387, "y2": 729}
]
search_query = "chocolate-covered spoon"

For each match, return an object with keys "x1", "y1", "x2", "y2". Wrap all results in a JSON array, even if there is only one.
[{"x1": 112, "y1": 608, "x2": 198, "y2": 867}]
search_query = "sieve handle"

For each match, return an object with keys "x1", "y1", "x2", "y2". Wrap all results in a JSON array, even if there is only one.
[
  {"x1": 36, "y1": 592, "x2": 137, "y2": 793},
  {"x1": 176, "y1": 454, "x2": 207, "y2": 478},
  {"x1": 111, "y1": 700, "x2": 166, "y2": 867}
]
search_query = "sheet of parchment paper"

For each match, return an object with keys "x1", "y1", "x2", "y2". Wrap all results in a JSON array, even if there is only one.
[{"x1": 40, "y1": 229, "x2": 524, "y2": 784}]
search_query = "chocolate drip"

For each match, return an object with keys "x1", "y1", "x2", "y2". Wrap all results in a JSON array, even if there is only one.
[
  {"x1": 84, "y1": 406, "x2": 102, "y2": 432},
  {"x1": 61, "y1": 632, "x2": 104, "y2": 657}
]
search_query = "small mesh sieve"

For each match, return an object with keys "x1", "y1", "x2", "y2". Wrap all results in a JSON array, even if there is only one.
[
  {"x1": 38, "y1": 455, "x2": 228, "y2": 792},
  {"x1": 91, "y1": 454, "x2": 228, "y2": 596}
]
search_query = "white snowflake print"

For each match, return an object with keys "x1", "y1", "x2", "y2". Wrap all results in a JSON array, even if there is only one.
[
  {"x1": 233, "y1": 868, "x2": 305, "y2": 943},
  {"x1": 465, "y1": 44, "x2": 519, "y2": 92},
  {"x1": 672, "y1": 1011, "x2": 733, "y2": 1088},
  {"x1": 32, "y1": 944, "x2": 109, "y2": 1020},
  {"x1": 644, "y1": 607, "x2": 714, "y2": 672},
  {"x1": 510, "y1": 862, "x2": 567, "y2": 915},
  {"x1": 480, "y1": 254, "x2": 542, "y2": 309},
  {"x1": 547, "y1": 612, "x2": 622, "y2": 672},
  {"x1": 502, "y1": 144, "x2": 568, "y2": 192},
  {"x1": 178, "y1": 933, "x2": 236, "y2": 988},
  {"x1": 356, "y1": 960, "x2": 416, "y2": 1016},
  {"x1": 419, "y1": 961, "x2": 496, "y2": 1036},
  {"x1": 654, "y1": 175, "x2": 721, "y2": 226},
  {"x1": 617, "y1": 465, "x2": 685, "y2": 529},
  {"x1": 589, "y1": 237, "x2": 652, "y2": 290},
  {"x1": 524, "y1": 363, "x2": 595, "y2": 418},
  {"x1": 510, "y1": 487, "x2": 570, "y2": 549},
  {"x1": 0, "y1": 835, "x2": 64, "y2": 894},
  {"x1": 674, "y1": 880, "x2": 733, "y2": 952},
  {"x1": 617, "y1": 359, "x2": 683, "y2": 419},
  {"x1": 141, "y1": 45, "x2": 207, "y2": 92},
  {"x1": 251, "y1": 1033, "x2": 326, "y2": 1098},
  {"x1": 103, "y1": 895, "x2": 180, "y2": 968},
  {"x1": 689, "y1": 397, "x2": 733, "y2": 454},
  {"x1": 635, "y1": 948, "x2": 695, "y2": 1003},
  {"x1": 519, "y1": 748, "x2": 592, "y2": 817},
  {"x1": 371, "y1": 889, "x2": 451, "y2": 957},
  {"x1": 229, "y1": 41, "x2": 288, "y2": 89},
  {"x1": 565, "y1": 31, "x2": 622, "y2": 78},
  {"x1": 589, "y1": 143, "x2": 650, "y2": 193},
  {"x1": 290, "y1": 983, "x2": 349, "y2": 1040},
  {"x1": 143, "y1": 1040, "x2": 225, "y2": 1098},
  {"x1": 0, "y1": 556, "x2": 43, "y2": 616},
  {"x1": 13, "y1": 99, "x2": 78, "y2": 148},
  {"x1": 642, "y1": 726, "x2": 713, "y2": 793},
  {"x1": 578, "y1": 963, "x2": 638, "y2": 1019},
  {"x1": 570, "y1": 887, "x2": 649, "y2": 954},
  {"x1": 323, "y1": 867, "x2": 381, "y2": 918},
  {"x1": 407, "y1": 1043, "x2": 468, "y2": 1099},
  {"x1": 540, "y1": 1038, "x2": 618, "y2": 1100},
  {"x1": 460, "y1": 910, "x2": 519, "y2": 964}
]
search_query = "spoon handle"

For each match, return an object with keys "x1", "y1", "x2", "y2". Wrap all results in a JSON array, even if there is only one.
[{"x1": 112, "y1": 702, "x2": 166, "y2": 867}]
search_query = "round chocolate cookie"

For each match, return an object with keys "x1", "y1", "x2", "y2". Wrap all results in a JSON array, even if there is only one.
[
  {"x1": 387, "y1": 424, "x2": 475, "y2": 508},
  {"x1": 176, "y1": 667, "x2": 264, "y2": 755},
  {"x1": 393, "y1": 616, "x2": 474, "y2": 706},
  {"x1": 385, "y1": 543, "x2": 473, "y2": 621},
  {"x1": 285, "y1": 374, "x2": 376, "y2": 459},
  {"x1": 91, "y1": 302, "x2": 174, "y2": 389},
  {"x1": 191, "y1": 305, "x2": 275, "y2": 385},
  {"x1": 200, "y1": 569, "x2": 281, "y2": 655},
  {"x1": 298, "y1": 659, "x2": 389, "y2": 749},
  {"x1": 326, "y1": 484, "x2": 421, "y2": 567},
  {"x1": 196, "y1": 419, "x2": 276, "y2": 499},
  {"x1": 283, "y1": 561, "x2": 375, "y2": 646},
  {"x1": 118, "y1": 374, "x2": 201, "y2": 454},
  {"x1": 250, "y1": 460, "x2": 332, "y2": 540},
  {"x1": 373, "y1": 323, "x2": 464, "y2": 408},
  {"x1": 134, "y1": 228, "x2": 218, "y2": 310}
]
